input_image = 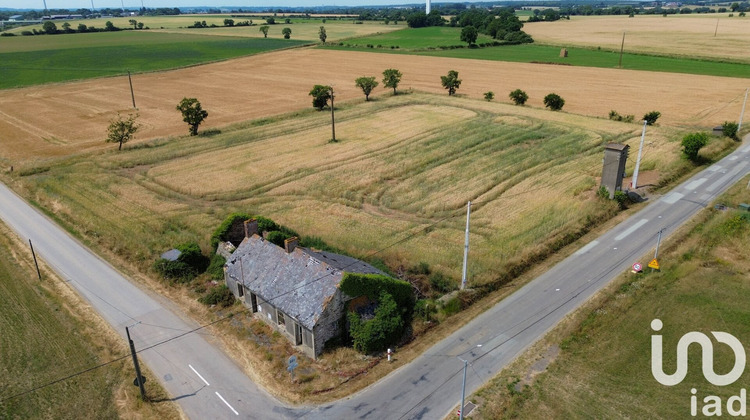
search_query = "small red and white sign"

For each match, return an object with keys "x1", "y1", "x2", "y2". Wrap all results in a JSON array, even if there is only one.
[{"x1": 632, "y1": 262, "x2": 642, "y2": 272}]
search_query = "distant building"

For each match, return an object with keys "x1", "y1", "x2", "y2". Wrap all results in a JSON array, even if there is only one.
[
  {"x1": 224, "y1": 219, "x2": 385, "y2": 359},
  {"x1": 8, "y1": 15, "x2": 23, "y2": 21}
]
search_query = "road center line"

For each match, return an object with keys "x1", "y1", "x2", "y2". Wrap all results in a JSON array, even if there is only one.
[
  {"x1": 708, "y1": 165, "x2": 722, "y2": 172},
  {"x1": 614, "y1": 218, "x2": 649, "y2": 241},
  {"x1": 215, "y1": 392, "x2": 239, "y2": 416},
  {"x1": 706, "y1": 161, "x2": 748, "y2": 192},
  {"x1": 574, "y1": 240, "x2": 599, "y2": 256},
  {"x1": 662, "y1": 192, "x2": 684, "y2": 204},
  {"x1": 685, "y1": 178, "x2": 707, "y2": 191},
  {"x1": 189, "y1": 364, "x2": 210, "y2": 386}
]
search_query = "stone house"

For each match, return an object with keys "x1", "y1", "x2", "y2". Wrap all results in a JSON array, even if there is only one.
[{"x1": 224, "y1": 220, "x2": 384, "y2": 359}]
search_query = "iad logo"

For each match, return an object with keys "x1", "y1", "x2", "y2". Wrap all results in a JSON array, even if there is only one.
[
  {"x1": 651, "y1": 319, "x2": 746, "y2": 386},
  {"x1": 651, "y1": 319, "x2": 748, "y2": 417}
]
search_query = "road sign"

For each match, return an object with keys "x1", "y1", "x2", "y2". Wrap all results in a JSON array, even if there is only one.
[
  {"x1": 632, "y1": 262, "x2": 642, "y2": 272},
  {"x1": 648, "y1": 258, "x2": 660, "y2": 270}
]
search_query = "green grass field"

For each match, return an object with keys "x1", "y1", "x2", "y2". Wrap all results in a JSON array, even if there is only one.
[
  {"x1": 337, "y1": 26, "x2": 495, "y2": 49},
  {"x1": 325, "y1": 41, "x2": 750, "y2": 79},
  {"x1": 471, "y1": 178, "x2": 750, "y2": 418},
  {"x1": 0, "y1": 222, "x2": 123, "y2": 418},
  {"x1": 0, "y1": 31, "x2": 307, "y2": 89}
]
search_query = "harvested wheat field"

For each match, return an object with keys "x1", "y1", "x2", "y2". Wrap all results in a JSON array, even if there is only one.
[
  {"x1": 0, "y1": 47, "x2": 745, "y2": 164},
  {"x1": 524, "y1": 14, "x2": 750, "y2": 63}
]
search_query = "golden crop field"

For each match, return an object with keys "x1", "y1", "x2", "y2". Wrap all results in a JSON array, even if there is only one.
[
  {"x1": 10, "y1": 93, "x2": 720, "y2": 290},
  {"x1": 0, "y1": 48, "x2": 746, "y2": 165},
  {"x1": 524, "y1": 14, "x2": 750, "y2": 63},
  {"x1": 5, "y1": 15, "x2": 402, "y2": 42}
]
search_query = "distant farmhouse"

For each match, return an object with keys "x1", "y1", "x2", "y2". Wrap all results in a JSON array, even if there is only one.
[{"x1": 224, "y1": 219, "x2": 385, "y2": 359}]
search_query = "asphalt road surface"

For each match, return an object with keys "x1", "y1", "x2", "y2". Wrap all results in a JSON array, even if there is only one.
[{"x1": 1, "y1": 137, "x2": 747, "y2": 419}]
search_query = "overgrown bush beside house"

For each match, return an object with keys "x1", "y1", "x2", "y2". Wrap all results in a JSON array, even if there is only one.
[{"x1": 154, "y1": 242, "x2": 210, "y2": 282}]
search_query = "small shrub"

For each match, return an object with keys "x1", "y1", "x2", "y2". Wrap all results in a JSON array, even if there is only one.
[
  {"x1": 414, "y1": 299, "x2": 438, "y2": 321},
  {"x1": 609, "y1": 110, "x2": 636, "y2": 123},
  {"x1": 206, "y1": 254, "x2": 226, "y2": 280},
  {"x1": 429, "y1": 272, "x2": 455, "y2": 295},
  {"x1": 509, "y1": 89, "x2": 528, "y2": 105},
  {"x1": 442, "y1": 297, "x2": 461, "y2": 316},
  {"x1": 348, "y1": 291, "x2": 404, "y2": 354},
  {"x1": 613, "y1": 190, "x2": 631, "y2": 209},
  {"x1": 643, "y1": 110, "x2": 661, "y2": 125},
  {"x1": 722, "y1": 121, "x2": 739, "y2": 140},
  {"x1": 265, "y1": 230, "x2": 288, "y2": 247},
  {"x1": 1, "y1": 32, "x2": 16, "y2": 37},
  {"x1": 154, "y1": 242, "x2": 209, "y2": 282},
  {"x1": 544, "y1": 93, "x2": 565, "y2": 111},
  {"x1": 199, "y1": 284, "x2": 235, "y2": 307},
  {"x1": 21, "y1": 31, "x2": 33, "y2": 36},
  {"x1": 484, "y1": 91, "x2": 495, "y2": 101},
  {"x1": 681, "y1": 132, "x2": 709, "y2": 162},
  {"x1": 407, "y1": 262, "x2": 431, "y2": 276},
  {"x1": 597, "y1": 185, "x2": 610, "y2": 199}
]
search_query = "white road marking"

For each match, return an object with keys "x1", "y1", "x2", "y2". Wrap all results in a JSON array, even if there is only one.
[
  {"x1": 706, "y1": 161, "x2": 748, "y2": 192},
  {"x1": 662, "y1": 192, "x2": 684, "y2": 204},
  {"x1": 574, "y1": 240, "x2": 599, "y2": 256},
  {"x1": 729, "y1": 156, "x2": 738, "y2": 161},
  {"x1": 189, "y1": 364, "x2": 210, "y2": 386},
  {"x1": 685, "y1": 178, "x2": 707, "y2": 190},
  {"x1": 740, "y1": 145, "x2": 750, "y2": 153},
  {"x1": 708, "y1": 166, "x2": 722, "y2": 172},
  {"x1": 615, "y1": 218, "x2": 649, "y2": 241},
  {"x1": 215, "y1": 392, "x2": 239, "y2": 416},
  {"x1": 555, "y1": 288, "x2": 560, "y2": 292}
]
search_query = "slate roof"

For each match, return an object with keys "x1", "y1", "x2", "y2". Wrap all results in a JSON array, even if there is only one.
[{"x1": 225, "y1": 235, "x2": 384, "y2": 330}]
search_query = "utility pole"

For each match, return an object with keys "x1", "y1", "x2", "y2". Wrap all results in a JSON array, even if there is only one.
[
  {"x1": 714, "y1": 18, "x2": 719, "y2": 37},
  {"x1": 126, "y1": 326, "x2": 147, "y2": 401},
  {"x1": 632, "y1": 120, "x2": 647, "y2": 189},
  {"x1": 42, "y1": 0, "x2": 49, "y2": 17},
  {"x1": 127, "y1": 71, "x2": 136, "y2": 109},
  {"x1": 329, "y1": 87, "x2": 336, "y2": 142},
  {"x1": 653, "y1": 229, "x2": 663, "y2": 260},
  {"x1": 618, "y1": 32, "x2": 625, "y2": 68},
  {"x1": 460, "y1": 201, "x2": 471, "y2": 290},
  {"x1": 458, "y1": 357, "x2": 468, "y2": 420},
  {"x1": 739, "y1": 88, "x2": 748, "y2": 132},
  {"x1": 29, "y1": 239, "x2": 42, "y2": 281}
]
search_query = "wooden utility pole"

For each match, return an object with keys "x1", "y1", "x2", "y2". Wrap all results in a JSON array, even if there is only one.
[
  {"x1": 329, "y1": 87, "x2": 336, "y2": 142},
  {"x1": 126, "y1": 326, "x2": 147, "y2": 401},
  {"x1": 29, "y1": 239, "x2": 42, "y2": 281},
  {"x1": 128, "y1": 71, "x2": 136, "y2": 109},
  {"x1": 618, "y1": 32, "x2": 626, "y2": 68}
]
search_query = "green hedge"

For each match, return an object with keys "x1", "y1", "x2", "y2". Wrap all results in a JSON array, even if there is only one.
[
  {"x1": 154, "y1": 242, "x2": 209, "y2": 282},
  {"x1": 348, "y1": 291, "x2": 404, "y2": 353},
  {"x1": 340, "y1": 273, "x2": 415, "y2": 314},
  {"x1": 210, "y1": 213, "x2": 301, "y2": 249},
  {"x1": 198, "y1": 284, "x2": 235, "y2": 307},
  {"x1": 206, "y1": 253, "x2": 226, "y2": 280},
  {"x1": 210, "y1": 212, "x2": 253, "y2": 249}
]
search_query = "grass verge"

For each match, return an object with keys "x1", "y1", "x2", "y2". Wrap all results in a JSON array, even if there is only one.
[{"x1": 467, "y1": 175, "x2": 750, "y2": 419}]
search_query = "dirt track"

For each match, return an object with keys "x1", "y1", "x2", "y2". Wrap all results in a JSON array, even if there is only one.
[{"x1": 1, "y1": 47, "x2": 745, "y2": 162}]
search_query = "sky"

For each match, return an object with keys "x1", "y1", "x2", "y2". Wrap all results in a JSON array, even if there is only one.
[{"x1": 0, "y1": 0, "x2": 424, "y2": 9}]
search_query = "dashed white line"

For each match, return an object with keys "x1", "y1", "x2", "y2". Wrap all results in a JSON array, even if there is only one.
[
  {"x1": 615, "y1": 218, "x2": 649, "y2": 241},
  {"x1": 685, "y1": 178, "x2": 707, "y2": 191},
  {"x1": 216, "y1": 392, "x2": 239, "y2": 416},
  {"x1": 662, "y1": 192, "x2": 684, "y2": 204},
  {"x1": 708, "y1": 165, "x2": 722, "y2": 172},
  {"x1": 574, "y1": 240, "x2": 599, "y2": 256},
  {"x1": 706, "y1": 161, "x2": 748, "y2": 192},
  {"x1": 189, "y1": 364, "x2": 210, "y2": 386},
  {"x1": 729, "y1": 156, "x2": 738, "y2": 161},
  {"x1": 740, "y1": 145, "x2": 750, "y2": 153}
]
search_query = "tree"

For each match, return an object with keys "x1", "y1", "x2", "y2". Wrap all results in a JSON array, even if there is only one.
[
  {"x1": 224, "y1": 18, "x2": 234, "y2": 27},
  {"x1": 105, "y1": 21, "x2": 117, "y2": 31},
  {"x1": 544, "y1": 93, "x2": 565, "y2": 111},
  {"x1": 348, "y1": 291, "x2": 405, "y2": 354},
  {"x1": 61, "y1": 22, "x2": 72, "y2": 33},
  {"x1": 440, "y1": 70, "x2": 462, "y2": 96},
  {"x1": 77, "y1": 23, "x2": 88, "y2": 32},
  {"x1": 259, "y1": 25, "x2": 269, "y2": 38},
  {"x1": 460, "y1": 25, "x2": 478, "y2": 46},
  {"x1": 484, "y1": 91, "x2": 494, "y2": 101},
  {"x1": 681, "y1": 132, "x2": 709, "y2": 161},
  {"x1": 266, "y1": 17, "x2": 275, "y2": 24},
  {"x1": 176, "y1": 98, "x2": 209, "y2": 136},
  {"x1": 282, "y1": 27, "x2": 291, "y2": 39},
  {"x1": 105, "y1": 113, "x2": 140, "y2": 151},
  {"x1": 138, "y1": 22, "x2": 144, "y2": 29},
  {"x1": 382, "y1": 68, "x2": 402, "y2": 95},
  {"x1": 731, "y1": 2, "x2": 740, "y2": 11},
  {"x1": 355, "y1": 76, "x2": 379, "y2": 101},
  {"x1": 509, "y1": 89, "x2": 528, "y2": 105},
  {"x1": 128, "y1": 19, "x2": 137, "y2": 29},
  {"x1": 643, "y1": 110, "x2": 661, "y2": 125},
  {"x1": 722, "y1": 121, "x2": 739, "y2": 140},
  {"x1": 42, "y1": 21, "x2": 58, "y2": 34},
  {"x1": 318, "y1": 26, "x2": 327, "y2": 43},
  {"x1": 309, "y1": 85, "x2": 332, "y2": 110}
]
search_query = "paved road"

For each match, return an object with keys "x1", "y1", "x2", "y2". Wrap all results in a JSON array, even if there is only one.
[{"x1": 1, "y1": 138, "x2": 748, "y2": 419}]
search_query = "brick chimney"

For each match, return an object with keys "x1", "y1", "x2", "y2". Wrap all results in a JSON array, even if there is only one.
[
  {"x1": 244, "y1": 219, "x2": 258, "y2": 238},
  {"x1": 284, "y1": 237, "x2": 299, "y2": 253}
]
